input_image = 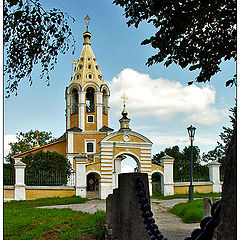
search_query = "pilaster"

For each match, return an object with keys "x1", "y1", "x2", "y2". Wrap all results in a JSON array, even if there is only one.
[
  {"x1": 14, "y1": 160, "x2": 26, "y2": 200},
  {"x1": 75, "y1": 154, "x2": 87, "y2": 198},
  {"x1": 161, "y1": 155, "x2": 174, "y2": 196}
]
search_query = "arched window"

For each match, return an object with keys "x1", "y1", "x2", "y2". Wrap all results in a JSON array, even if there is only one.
[
  {"x1": 71, "y1": 88, "x2": 78, "y2": 114},
  {"x1": 86, "y1": 87, "x2": 95, "y2": 112},
  {"x1": 75, "y1": 74, "x2": 80, "y2": 80},
  {"x1": 103, "y1": 90, "x2": 108, "y2": 114},
  {"x1": 88, "y1": 64, "x2": 91, "y2": 69}
]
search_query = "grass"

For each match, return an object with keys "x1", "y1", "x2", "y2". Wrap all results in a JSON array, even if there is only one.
[
  {"x1": 152, "y1": 192, "x2": 221, "y2": 200},
  {"x1": 170, "y1": 199, "x2": 203, "y2": 223},
  {"x1": 4, "y1": 196, "x2": 106, "y2": 240}
]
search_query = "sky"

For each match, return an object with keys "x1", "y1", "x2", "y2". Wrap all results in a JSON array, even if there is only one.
[{"x1": 3, "y1": 0, "x2": 236, "y2": 171}]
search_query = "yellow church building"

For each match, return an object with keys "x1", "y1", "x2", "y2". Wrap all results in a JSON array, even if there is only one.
[{"x1": 12, "y1": 17, "x2": 180, "y2": 199}]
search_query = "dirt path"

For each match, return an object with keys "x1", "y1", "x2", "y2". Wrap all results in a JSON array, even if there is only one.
[
  {"x1": 39, "y1": 198, "x2": 200, "y2": 240},
  {"x1": 151, "y1": 199, "x2": 199, "y2": 240}
]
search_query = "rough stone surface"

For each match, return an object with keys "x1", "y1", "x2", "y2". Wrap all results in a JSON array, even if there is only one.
[{"x1": 117, "y1": 173, "x2": 151, "y2": 240}]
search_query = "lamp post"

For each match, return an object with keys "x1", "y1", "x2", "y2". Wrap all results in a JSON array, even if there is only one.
[{"x1": 187, "y1": 125, "x2": 196, "y2": 201}]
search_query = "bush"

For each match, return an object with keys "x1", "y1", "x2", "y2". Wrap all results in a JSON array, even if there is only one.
[{"x1": 22, "y1": 151, "x2": 71, "y2": 186}]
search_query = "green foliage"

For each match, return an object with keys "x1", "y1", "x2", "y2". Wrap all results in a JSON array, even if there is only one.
[
  {"x1": 170, "y1": 199, "x2": 203, "y2": 223},
  {"x1": 6, "y1": 130, "x2": 56, "y2": 163},
  {"x1": 152, "y1": 145, "x2": 209, "y2": 181},
  {"x1": 4, "y1": 0, "x2": 76, "y2": 97},
  {"x1": 202, "y1": 102, "x2": 237, "y2": 173},
  {"x1": 4, "y1": 197, "x2": 105, "y2": 240},
  {"x1": 113, "y1": 0, "x2": 236, "y2": 85},
  {"x1": 22, "y1": 150, "x2": 71, "y2": 176}
]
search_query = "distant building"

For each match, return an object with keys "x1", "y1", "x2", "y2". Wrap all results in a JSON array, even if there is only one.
[{"x1": 13, "y1": 17, "x2": 166, "y2": 199}]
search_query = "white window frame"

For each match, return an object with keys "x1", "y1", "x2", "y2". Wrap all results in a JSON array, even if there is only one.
[
  {"x1": 87, "y1": 115, "x2": 94, "y2": 123},
  {"x1": 85, "y1": 139, "x2": 96, "y2": 154}
]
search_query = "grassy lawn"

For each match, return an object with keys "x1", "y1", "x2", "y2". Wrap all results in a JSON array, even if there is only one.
[
  {"x1": 152, "y1": 192, "x2": 221, "y2": 200},
  {"x1": 170, "y1": 199, "x2": 203, "y2": 223},
  {"x1": 4, "y1": 196, "x2": 106, "y2": 240}
]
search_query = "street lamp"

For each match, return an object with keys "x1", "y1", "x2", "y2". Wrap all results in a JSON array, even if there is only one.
[{"x1": 187, "y1": 125, "x2": 196, "y2": 201}]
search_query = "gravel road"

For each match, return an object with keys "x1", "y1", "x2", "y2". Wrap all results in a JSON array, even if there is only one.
[{"x1": 39, "y1": 198, "x2": 200, "y2": 240}]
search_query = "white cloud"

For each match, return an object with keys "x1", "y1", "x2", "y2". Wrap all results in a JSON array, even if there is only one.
[
  {"x1": 146, "y1": 132, "x2": 217, "y2": 148},
  {"x1": 4, "y1": 134, "x2": 17, "y2": 157},
  {"x1": 109, "y1": 68, "x2": 225, "y2": 126}
]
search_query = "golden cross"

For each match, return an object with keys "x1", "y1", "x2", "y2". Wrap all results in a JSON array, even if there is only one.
[
  {"x1": 121, "y1": 93, "x2": 128, "y2": 106},
  {"x1": 35, "y1": 130, "x2": 40, "y2": 148},
  {"x1": 71, "y1": 58, "x2": 78, "y2": 66},
  {"x1": 84, "y1": 15, "x2": 91, "y2": 31}
]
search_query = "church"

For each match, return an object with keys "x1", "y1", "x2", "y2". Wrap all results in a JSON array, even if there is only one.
[{"x1": 13, "y1": 17, "x2": 167, "y2": 199}]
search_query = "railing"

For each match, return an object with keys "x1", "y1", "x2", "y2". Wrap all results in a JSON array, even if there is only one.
[
  {"x1": 67, "y1": 172, "x2": 76, "y2": 186},
  {"x1": 4, "y1": 168, "x2": 15, "y2": 185},
  {"x1": 25, "y1": 171, "x2": 70, "y2": 186},
  {"x1": 174, "y1": 177, "x2": 210, "y2": 182}
]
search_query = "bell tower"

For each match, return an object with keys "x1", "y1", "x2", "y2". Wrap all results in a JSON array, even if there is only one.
[{"x1": 65, "y1": 16, "x2": 110, "y2": 132}]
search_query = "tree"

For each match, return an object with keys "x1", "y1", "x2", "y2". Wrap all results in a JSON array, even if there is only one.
[
  {"x1": 6, "y1": 130, "x2": 56, "y2": 163},
  {"x1": 113, "y1": 0, "x2": 236, "y2": 86},
  {"x1": 4, "y1": 0, "x2": 75, "y2": 97},
  {"x1": 202, "y1": 102, "x2": 237, "y2": 174},
  {"x1": 152, "y1": 145, "x2": 209, "y2": 181},
  {"x1": 114, "y1": 1, "x2": 237, "y2": 238},
  {"x1": 22, "y1": 150, "x2": 71, "y2": 186}
]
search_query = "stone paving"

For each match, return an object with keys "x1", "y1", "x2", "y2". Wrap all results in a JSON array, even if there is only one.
[{"x1": 39, "y1": 198, "x2": 200, "y2": 240}]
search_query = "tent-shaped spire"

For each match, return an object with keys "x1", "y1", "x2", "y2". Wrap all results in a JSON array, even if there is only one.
[{"x1": 70, "y1": 15, "x2": 105, "y2": 87}]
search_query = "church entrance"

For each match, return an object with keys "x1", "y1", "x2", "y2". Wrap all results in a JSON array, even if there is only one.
[
  {"x1": 86, "y1": 172, "x2": 100, "y2": 198},
  {"x1": 152, "y1": 172, "x2": 163, "y2": 195},
  {"x1": 113, "y1": 153, "x2": 141, "y2": 188}
]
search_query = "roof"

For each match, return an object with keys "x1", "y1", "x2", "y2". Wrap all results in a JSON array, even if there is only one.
[
  {"x1": 70, "y1": 29, "x2": 105, "y2": 87},
  {"x1": 66, "y1": 127, "x2": 83, "y2": 132},
  {"x1": 99, "y1": 125, "x2": 114, "y2": 132}
]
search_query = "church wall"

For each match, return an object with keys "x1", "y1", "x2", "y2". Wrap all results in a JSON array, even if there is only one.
[
  {"x1": 14, "y1": 140, "x2": 67, "y2": 158},
  {"x1": 86, "y1": 162, "x2": 101, "y2": 173},
  {"x1": 70, "y1": 113, "x2": 79, "y2": 128},
  {"x1": 151, "y1": 164, "x2": 164, "y2": 173},
  {"x1": 102, "y1": 113, "x2": 108, "y2": 127},
  {"x1": 174, "y1": 183, "x2": 213, "y2": 195},
  {"x1": 73, "y1": 133, "x2": 107, "y2": 153},
  {"x1": 113, "y1": 147, "x2": 141, "y2": 159},
  {"x1": 85, "y1": 111, "x2": 97, "y2": 131},
  {"x1": 25, "y1": 187, "x2": 75, "y2": 200}
]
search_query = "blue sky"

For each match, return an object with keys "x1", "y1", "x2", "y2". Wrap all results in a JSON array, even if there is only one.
[{"x1": 4, "y1": 0, "x2": 236, "y2": 168}]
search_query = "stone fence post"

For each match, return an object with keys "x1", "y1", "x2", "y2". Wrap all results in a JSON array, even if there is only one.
[
  {"x1": 75, "y1": 153, "x2": 87, "y2": 198},
  {"x1": 161, "y1": 155, "x2": 174, "y2": 196},
  {"x1": 111, "y1": 173, "x2": 151, "y2": 240},
  {"x1": 14, "y1": 159, "x2": 26, "y2": 200},
  {"x1": 208, "y1": 161, "x2": 221, "y2": 193}
]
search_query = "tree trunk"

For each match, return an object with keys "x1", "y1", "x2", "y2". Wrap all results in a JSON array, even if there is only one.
[{"x1": 217, "y1": 128, "x2": 237, "y2": 239}]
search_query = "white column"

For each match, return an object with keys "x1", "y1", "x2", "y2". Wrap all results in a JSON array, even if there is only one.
[
  {"x1": 75, "y1": 154, "x2": 87, "y2": 198},
  {"x1": 14, "y1": 159, "x2": 26, "y2": 200},
  {"x1": 96, "y1": 92, "x2": 103, "y2": 130},
  {"x1": 67, "y1": 131, "x2": 73, "y2": 154},
  {"x1": 66, "y1": 92, "x2": 71, "y2": 129},
  {"x1": 79, "y1": 91, "x2": 86, "y2": 131},
  {"x1": 208, "y1": 161, "x2": 221, "y2": 193},
  {"x1": 112, "y1": 157, "x2": 121, "y2": 188},
  {"x1": 161, "y1": 155, "x2": 174, "y2": 196}
]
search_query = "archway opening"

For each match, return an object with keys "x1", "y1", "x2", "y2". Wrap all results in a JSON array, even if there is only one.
[
  {"x1": 121, "y1": 156, "x2": 138, "y2": 173},
  {"x1": 86, "y1": 172, "x2": 100, "y2": 193},
  {"x1": 86, "y1": 87, "x2": 95, "y2": 112},
  {"x1": 152, "y1": 172, "x2": 163, "y2": 195}
]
